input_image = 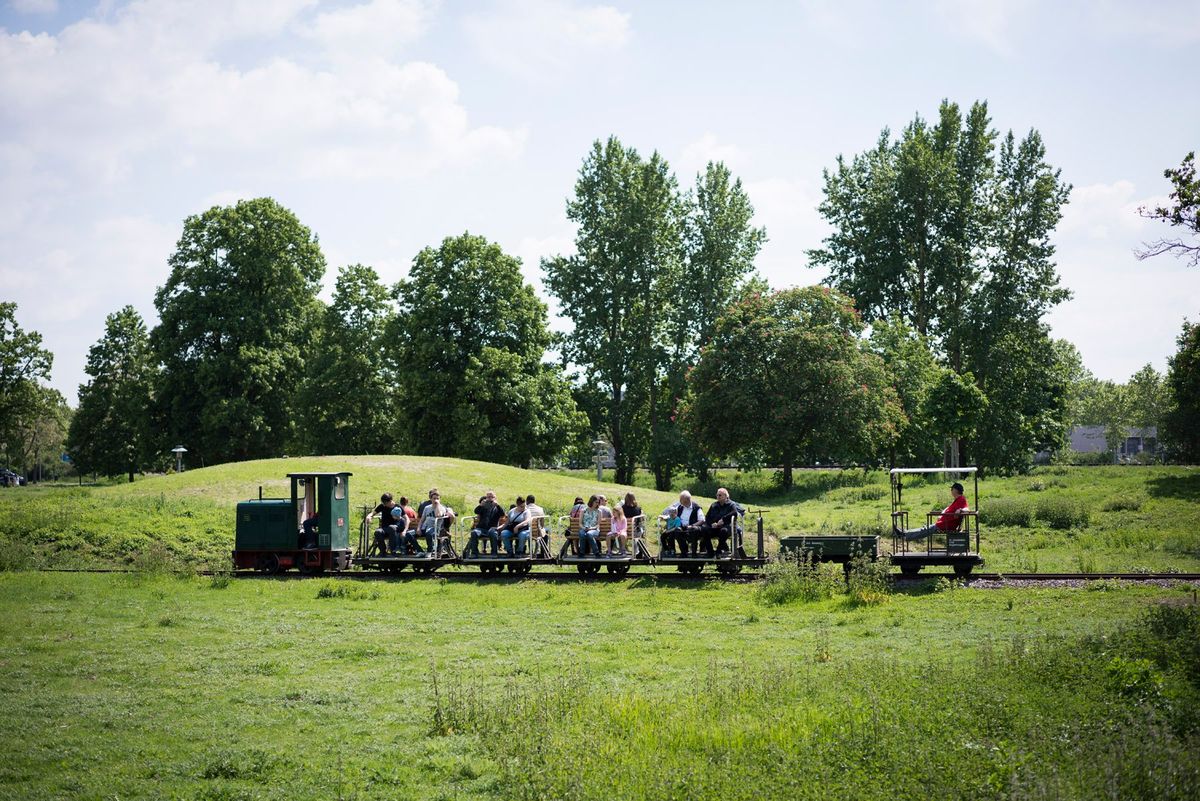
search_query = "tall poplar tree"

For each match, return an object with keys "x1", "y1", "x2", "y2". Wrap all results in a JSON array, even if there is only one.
[
  {"x1": 298, "y1": 264, "x2": 397, "y2": 455},
  {"x1": 543, "y1": 137, "x2": 684, "y2": 484},
  {"x1": 809, "y1": 100, "x2": 1072, "y2": 471},
  {"x1": 67, "y1": 306, "x2": 154, "y2": 481}
]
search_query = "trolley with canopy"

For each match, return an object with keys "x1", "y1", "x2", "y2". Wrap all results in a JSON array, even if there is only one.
[{"x1": 889, "y1": 467, "x2": 983, "y2": 577}]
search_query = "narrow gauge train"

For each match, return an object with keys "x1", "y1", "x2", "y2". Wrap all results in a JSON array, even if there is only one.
[{"x1": 231, "y1": 469, "x2": 983, "y2": 577}]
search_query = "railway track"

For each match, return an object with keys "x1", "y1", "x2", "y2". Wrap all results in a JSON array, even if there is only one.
[{"x1": 35, "y1": 567, "x2": 1200, "y2": 582}]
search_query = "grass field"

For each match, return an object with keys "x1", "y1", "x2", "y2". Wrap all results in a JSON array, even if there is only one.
[
  {"x1": 1, "y1": 457, "x2": 1198, "y2": 574},
  {"x1": 1, "y1": 571, "x2": 1197, "y2": 800}
]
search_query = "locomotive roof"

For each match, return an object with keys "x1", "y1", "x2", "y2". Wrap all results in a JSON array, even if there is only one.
[{"x1": 889, "y1": 467, "x2": 977, "y2": 475}]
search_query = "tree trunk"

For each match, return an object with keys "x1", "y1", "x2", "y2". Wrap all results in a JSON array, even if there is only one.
[
  {"x1": 782, "y1": 455, "x2": 794, "y2": 489},
  {"x1": 128, "y1": 465, "x2": 135, "y2": 483}
]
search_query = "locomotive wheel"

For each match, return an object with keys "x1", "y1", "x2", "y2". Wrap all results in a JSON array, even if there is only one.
[
  {"x1": 256, "y1": 554, "x2": 280, "y2": 574},
  {"x1": 716, "y1": 563, "x2": 742, "y2": 577},
  {"x1": 953, "y1": 564, "x2": 974, "y2": 578},
  {"x1": 606, "y1": 563, "x2": 630, "y2": 576},
  {"x1": 577, "y1": 564, "x2": 589, "y2": 575},
  {"x1": 509, "y1": 563, "x2": 532, "y2": 575}
]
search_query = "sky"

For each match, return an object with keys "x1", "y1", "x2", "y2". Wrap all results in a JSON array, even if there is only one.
[{"x1": 2, "y1": 0, "x2": 1198, "y2": 404}]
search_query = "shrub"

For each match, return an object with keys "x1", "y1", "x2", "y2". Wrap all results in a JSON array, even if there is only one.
[
  {"x1": 984, "y1": 497, "x2": 1034, "y2": 527},
  {"x1": 1036, "y1": 498, "x2": 1090, "y2": 530},
  {"x1": 756, "y1": 554, "x2": 840, "y2": 605},
  {"x1": 1101, "y1": 494, "x2": 1145, "y2": 512},
  {"x1": 845, "y1": 550, "x2": 891, "y2": 606}
]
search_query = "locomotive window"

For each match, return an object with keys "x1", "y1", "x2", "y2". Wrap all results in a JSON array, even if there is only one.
[{"x1": 334, "y1": 476, "x2": 345, "y2": 500}]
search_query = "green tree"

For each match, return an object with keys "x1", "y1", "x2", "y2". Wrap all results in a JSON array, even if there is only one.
[
  {"x1": 809, "y1": 100, "x2": 1072, "y2": 471},
  {"x1": 67, "y1": 306, "x2": 154, "y2": 481},
  {"x1": 1163, "y1": 321, "x2": 1200, "y2": 461},
  {"x1": 453, "y1": 347, "x2": 589, "y2": 468},
  {"x1": 868, "y1": 317, "x2": 943, "y2": 466},
  {"x1": 0, "y1": 302, "x2": 54, "y2": 468},
  {"x1": 150, "y1": 198, "x2": 326, "y2": 465},
  {"x1": 923, "y1": 368, "x2": 988, "y2": 468},
  {"x1": 1137, "y1": 152, "x2": 1199, "y2": 267},
  {"x1": 298, "y1": 264, "x2": 397, "y2": 455},
  {"x1": 1125, "y1": 364, "x2": 1168, "y2": 459},
  {"x1": 392, "y1": 233, "x2": 578, "y2": 464},
  {"x1": 654, "y1": 161, "x2": 768, "y2": 486},
  {"x1": 682, "y1": 287, "x2": 904, "y2": 488},
  {"x1": 543, "y1": 137, "x2": 684, "y2": 484}
]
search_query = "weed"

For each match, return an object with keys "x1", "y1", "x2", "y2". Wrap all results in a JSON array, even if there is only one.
[
  {"x1": 1102, "y1": 494, "x2": 1145, "y2": 512},
  {"x1": 1075, "y1": 554, "x2": 1099, "y2": 573},
  {"x1": 756, "y1": 553, "x2": 840, "y2": 605},
  {"x1": 985, "y1": 497, "x2": 1034, "y2": 527},
  {"x1": 845, "y1": 550, "x2": 891, "y2": 606},
  {"x1": 1037, "y1": 498, "x2": 1090, "y2": 530}
]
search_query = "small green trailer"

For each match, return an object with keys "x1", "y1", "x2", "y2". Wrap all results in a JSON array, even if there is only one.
[{"x1": 778, "y1": 534, "x2": 879, "y2": 572}]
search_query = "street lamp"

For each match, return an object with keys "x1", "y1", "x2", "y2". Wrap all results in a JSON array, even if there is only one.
[
  {"x1": 171, "y1": 445, "x2": 187, "y2": 474},
  {"x1": 592, "y1": 440, "x2": 608, "y2": 481}
]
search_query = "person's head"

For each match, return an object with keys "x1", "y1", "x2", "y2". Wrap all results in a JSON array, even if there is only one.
[
  {"x1": 624, "y1": 492, "x2": 637, "y2": 506},
  {"x1": 587, "y1": 494, "x2": 599, "y2": 509},
  {"x1": 573, "y1": 496, "x2": 584, "y2": 506},
  {"x1": 485, "y1": 490, "x2": 496, "y2": 502},
  {"x1": 399, "y1": 496, "x2": 409, "y2": 507},
  {"x1": 380, "y1": 492, "x2": 393, "y2": 505},
  {"x1": 526, "y1": 494, "x2": 536, "y2": 505},
  {"x1": 429, "y1": 490, "x2": 441, "y2": 506},
  {"x1": 668, "y1": 507, "x2": 678, "y2": 519},
  {"x1": 612, "y1": 505, "x2": 625, "y2": 520},
  {"x1": 679, "y1": 490, "x2": 692, "y2": 507},
  {"x1": 479, "y1": 495, "x2": 487, "y2": 504},
  {"x1": 515, "y1": 496, "x2": 526, "y2": 508},
  {"x1": 950, "y1": 482, "x2": 964, "y2": 497},
  {"x1": 597, "y1": 494, "x2": 608, "y2": 506},
  {"x1": 428, "y1": 488, "x2": 438, "y2": 499},
  {"x1": 716, "y1": 487, "x2": 730, "y2": 502}
]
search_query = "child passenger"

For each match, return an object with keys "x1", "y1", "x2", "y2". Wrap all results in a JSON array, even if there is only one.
[{"x1": 608, "y1": 505, "x2": 628, "y2": 556}]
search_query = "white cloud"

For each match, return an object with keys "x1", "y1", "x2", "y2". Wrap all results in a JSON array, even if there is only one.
[
  {"x1": 462, "y1": 0, "x2": 631, "y2": 77},
  {"x1": 9, "y1": 0, "x2": 58, "y2": 13},
  {"x1": 0, "y1": 0, "x2": 527, "y2": 401},
  {"x1": 678, "y1": 133, "x2": 748, "y2": 178},
  {"x1": 1058, "y1": 180, "x2": 1157, "y2": 241},
  {"x1": 302, "y1": 0, "x2": 430, "y2": 60}
]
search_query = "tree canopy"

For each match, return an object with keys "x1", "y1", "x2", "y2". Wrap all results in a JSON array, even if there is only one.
[
  {"x1": 150, "y1": 198, "x2": 326, "y2": 465},
  {"x1": 1137, "y1": 152, "x2": 1199, "y2": 267},
  {"x1": 682, "y1": 286, "x2": 903, "y2": 487},
  {"x1": 67, "y1": 306, "x2": 154, "y2": 481}
]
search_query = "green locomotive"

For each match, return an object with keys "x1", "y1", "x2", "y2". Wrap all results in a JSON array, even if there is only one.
[{"x1": 232, "y1": 472, "x2": 353, "y2": 574}]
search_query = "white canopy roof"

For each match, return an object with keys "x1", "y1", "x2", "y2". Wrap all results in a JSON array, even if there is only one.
[{"x1": 889, "y1": 467, "x2": 977, "y2": 475}]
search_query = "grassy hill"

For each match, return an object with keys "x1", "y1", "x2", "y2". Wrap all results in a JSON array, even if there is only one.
[{"x1": 1, "y1": 457, "x2": 1198, "y2": 573}]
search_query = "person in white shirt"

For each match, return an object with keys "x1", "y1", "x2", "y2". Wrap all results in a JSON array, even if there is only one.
[{"x1": 660, "y1": 490, "x2": 705, "y2": 557}]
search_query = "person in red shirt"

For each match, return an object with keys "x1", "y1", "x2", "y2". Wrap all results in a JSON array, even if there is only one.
[{"x1": 896, "y1": 482, "x2": 968, "y2": 540}]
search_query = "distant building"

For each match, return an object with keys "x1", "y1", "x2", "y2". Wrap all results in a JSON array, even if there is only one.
[{"x1": 1069, "y1": 425, "x2": 1158, "y2": 458}]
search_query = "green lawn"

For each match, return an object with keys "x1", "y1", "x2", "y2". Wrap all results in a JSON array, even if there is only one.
[
  {"x1": 1, "y1": 572, "x2": 1196, "y2": 800},
  {"x1": 1, "y1": 458, "x2": 1197, "y2": 574}
]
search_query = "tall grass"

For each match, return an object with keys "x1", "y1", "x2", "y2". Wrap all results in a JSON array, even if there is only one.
[{"x1": 431, "y1": 604, "x2": 1200, "y2": 801}]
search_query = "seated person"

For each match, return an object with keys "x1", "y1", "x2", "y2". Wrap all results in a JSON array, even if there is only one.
[
  {"x1": 579, "y1": 495, "x2": 602, "y2": 557},
  {"x1": 622, "y1": 492, "x2": 643, "y2": 538},
  {"x1": 895, "y1": 482, "x2": 969, "y2": 541},
  {"x1": 564, "y1": 496, "x2": 585, "y2": 553},
  {"x1": 369, "y1": 493, "x2": 406, "y2": 556},
  {"x1": 663, "y1": 507, "x2": 683, "y2": 549},
  {"x1": 607, "y1": 505, "x2": 628, "y2": 556},
  {"x1": 659, "y1": 491, "x2": 705, "y2": 557},
  {"x1": 302, "y1": 510, "x2": 320, "y2": 550},
  {"x1": 500, "y1": 496, "x2": 529, "y2": 556},
  {"x1": 699, "y1": 487, "x2": 739, "y2": 557},
  {"x1": 467, "y1": 491, "x2": 503, "y2": 558},
  {"x1": 523, "y1": 495, "x2": 548, "y2": 550},
  {"x1": 408, "y1": 492, "x2": 454, "y2": 555}
]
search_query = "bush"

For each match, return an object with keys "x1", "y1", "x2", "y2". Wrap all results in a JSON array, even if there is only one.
[
  {"x1": 984, "y1": 497, "x2": 1034, "y2": 527},
  {"x1": 845, "y1": 551, "x2": 891, "y2": 606},
  {"x1": 756, "y1": 554, "x2": 841, "y2": 605},
  {"x1": 1036, "y1": 498, "x2": 1090, "y2": 530},
  {"x1": 1101, "y1": 494, "x2": 1145, "y2": 512}
]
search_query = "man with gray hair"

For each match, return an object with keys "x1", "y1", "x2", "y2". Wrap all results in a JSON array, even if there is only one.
[
  {"x1": 699, "y1": 487, "x2": 741, "y2": 557},
  {"x1": 660, "y1": 490, "x2": 705, "y2": 557}
]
